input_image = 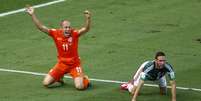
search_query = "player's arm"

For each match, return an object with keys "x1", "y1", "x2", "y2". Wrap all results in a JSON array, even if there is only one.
[
  {"x1": 131, "y1": 80, "x2": 144, "y2": 101},
  {"x1": 26, "y1": 5, "x2": 49, "y2": 34},
  {"x1": 166, "y1": 64, "x2": 176, "y2": 101},
  {"x1": 131, "y1": 61, "x2": 149, "y2": 85},
  {"x1": 130, "y1": 67, "x2": 143, "y2": 85},
  {"x1": 131, "y1": 62, "x2": 148, "y2": 84},
  {"x1": 170, "y1": 80, "x2": 176, "y2": 101},
  {"x1": 78, "y1": 10, "x2": 91, "y2": 36}
]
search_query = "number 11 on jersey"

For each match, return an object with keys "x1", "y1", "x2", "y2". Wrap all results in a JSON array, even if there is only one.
[{"x1": 62, "y1": 44, "x2": 68, "y2": 51}]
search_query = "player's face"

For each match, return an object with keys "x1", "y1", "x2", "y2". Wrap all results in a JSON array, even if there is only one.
[
  {"x1": 61, "y1": 20, "x2": 71, "y2": 37},
  {"x1": 155, "y1": 56, "x2": 166, "y2": 69}
]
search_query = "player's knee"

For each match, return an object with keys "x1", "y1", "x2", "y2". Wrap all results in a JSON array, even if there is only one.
[
  {"x1": 42, "y1": 78, "x2": 53, "y2": 87},
  {"x1": 74, "y1": 77, "x2": 85, "y2": 90},
  {"x1": 42, "y1": 80, "x2": 50, "y2": 87},
  {"x1": 75, "y1": 82, "x2": 84, "y2": 90},
  {"x1": 42, "y1": 74, "x2": 55, "y2": 87}
]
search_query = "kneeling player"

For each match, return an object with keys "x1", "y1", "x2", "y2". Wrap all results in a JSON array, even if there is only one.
[{"x1": 26, "y1": 6, "x2": 91, "y2": 90}]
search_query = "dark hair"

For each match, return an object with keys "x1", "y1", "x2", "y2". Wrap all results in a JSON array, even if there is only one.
[{"x1": 155, "y1": 51, "x2": 166, "y2": 59}]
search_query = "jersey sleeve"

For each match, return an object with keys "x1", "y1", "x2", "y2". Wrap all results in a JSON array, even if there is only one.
[
  {"x1": 165, "y1": 63, "x2": 176, "y2": 80},
  {"x1": 48, "y1": 29, "x2": 57, "y2": 37},
  {"x1": 73, "y1": 30, "x2": 79, "y2": 38},
  {"x1": 168, "y1": 72, "x2": 175, "y2": 80},
  {"x1": 140, "y1": 72, "x2": 147, "y2": 81},
  {"x1": 139, "y1": 61, "x2": 151, "y2": 81},
  {"x1": 132, "y1": 61, "x2": 149, "y2": 80}
]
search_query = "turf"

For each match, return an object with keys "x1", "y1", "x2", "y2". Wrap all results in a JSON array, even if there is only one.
[
  {"x1": 0, "y1": 0, "x2": 201, "y2": 101},
  {"x1": 0, "y1": 0, "x2": 54, "y2": 13}
]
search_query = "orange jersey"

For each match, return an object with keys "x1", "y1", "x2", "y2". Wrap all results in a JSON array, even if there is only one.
[{"x1": 49, "y1": 29, "x2": 80, "y2": 64}]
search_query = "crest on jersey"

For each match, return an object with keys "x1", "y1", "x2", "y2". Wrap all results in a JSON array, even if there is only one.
[
  {"x1": 68, "y1": 37, "x2": 73, "y2": 45},
  {"x1": 68, "y1": 37, "x2": 72, "y2": 43}
]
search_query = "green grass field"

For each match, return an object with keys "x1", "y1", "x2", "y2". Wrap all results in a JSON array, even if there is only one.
[{"x1": 0, "y1": 0, "x2": 201, "y2": 101}]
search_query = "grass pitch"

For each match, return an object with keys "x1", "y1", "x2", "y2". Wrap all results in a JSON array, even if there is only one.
[{"x1": 0, "y1": 0, "x2": 201, "y2": 101}]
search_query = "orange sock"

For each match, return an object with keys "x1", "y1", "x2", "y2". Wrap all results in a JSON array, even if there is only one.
[{"x1": 83, "y1": 76, "x2": 90, "y2": 89}]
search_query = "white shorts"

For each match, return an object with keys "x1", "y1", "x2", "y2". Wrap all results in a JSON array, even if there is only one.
[{"x1": 156, "y1": 76, "x2": 167, "y2": 87}]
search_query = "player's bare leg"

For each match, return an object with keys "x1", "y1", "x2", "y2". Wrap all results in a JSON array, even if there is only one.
[
  {"x1": 158, "y1": 76, "x2": 167, "y2": 95},
  {"x1": 121, "y1": 77, "x2": 140, "y2": 94},
  {"x1": 74, "y1": 76, "x2": 84, "y2": 89},
  {"x1": 74, "y1": 75, "x2": 90, "y2": 90},
  {"x1": 43, "y1": 74, "x2": 64, "y2": 88},
  {"x1": 43, "y1": 74, "x2": 55, "y2": 87},
  {"x1": 130, "y1": 85, "x2": 137, "y2": 94},
  {"x1": 159, "y1": 87, "x2": 167, "y2": 95}
]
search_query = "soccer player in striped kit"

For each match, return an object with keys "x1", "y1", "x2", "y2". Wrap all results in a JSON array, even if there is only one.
[{"x1": 121, "y1": 51, "x2": 176, "y2": 101}]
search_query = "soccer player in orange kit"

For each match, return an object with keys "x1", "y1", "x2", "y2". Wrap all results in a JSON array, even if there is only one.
[{"x1": 26, "y1": 6, "x2": 91, "y2": 90}]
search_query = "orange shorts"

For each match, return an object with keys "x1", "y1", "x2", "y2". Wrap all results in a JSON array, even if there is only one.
[{"x1": 48, "y1": 61, "x2": 84, "y2": 81}]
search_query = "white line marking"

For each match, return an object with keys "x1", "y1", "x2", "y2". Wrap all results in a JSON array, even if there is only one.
[
  {"x1": 1, "y1": 0, "x2": 200, "y2": 93},
  {"x1": 0, "y1": 68, "x2": 201, "y2": 92},
  {"x1": 0, "y1": 0, "x2": 65, "y2": 17}
]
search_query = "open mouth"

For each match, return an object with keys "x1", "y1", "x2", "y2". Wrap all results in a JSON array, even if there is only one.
[
  {"x1": 64, "y1": 31, "x2": 71, "y2": 36},
  {"x1": 64, "y1": 31, "x2": 69, "y2": 34}
]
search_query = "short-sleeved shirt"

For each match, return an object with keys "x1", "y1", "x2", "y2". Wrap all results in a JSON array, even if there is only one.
[
  {"x1": 48, "y1": 29, "x2": 80, "y2": 64},
  {"x1": 140, "y1": 61, "x2": 175, "y2": 81}
]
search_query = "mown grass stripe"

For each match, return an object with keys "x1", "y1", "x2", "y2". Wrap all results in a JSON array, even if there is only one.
[
  {"x1": 0, "y1": 68, "x2": 201, "y2": 92},
  {"x1": 0, "y1": 0, "x2": 65, "y2": 17}
]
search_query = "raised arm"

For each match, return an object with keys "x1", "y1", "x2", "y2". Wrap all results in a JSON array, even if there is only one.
[
  {"x1": 170, "y1": 80, "x2": 176, "y2": 101},
  {"x1": 26, "y1": 5, "x2": 49, "y2": 34},
  {"x1": 78, "y1": 10, "x2": 91, "y2": 36}
]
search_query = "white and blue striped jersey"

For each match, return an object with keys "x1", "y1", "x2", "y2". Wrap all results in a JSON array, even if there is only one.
[{"x1": 140, "y1": 61, "x2": 175, "y2": 81}]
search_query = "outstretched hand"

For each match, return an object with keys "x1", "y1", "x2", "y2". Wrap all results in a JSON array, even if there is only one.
[
  {"x1": 84, "y1": 10, "x2": 91, "y2": 19},
  {"x1": 26, "y1": 5, "x2": 34, "y2": 15}
]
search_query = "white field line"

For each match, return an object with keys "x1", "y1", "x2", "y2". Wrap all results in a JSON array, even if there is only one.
[
  {"x1": 1, "y1": 0, "x2": 200, "y2": 93},
  {"x1": 0, "y1": 0, "x2": 65, "y2": 17},
  {"x1": 0, "y1": 68, "x2": 201, "y2": 92}
]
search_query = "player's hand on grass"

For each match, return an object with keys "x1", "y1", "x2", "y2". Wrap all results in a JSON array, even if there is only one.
[
  {"x1": 172, "y1": 99, "x2": 176, "y2": 101},
  {"x1": 84, "y1": 10, "x2": 91, "y2": 19},
  {"x1": 132, "y1": 98, "x2": 136, "y2": 101},
  {"x1": 26, "y1": 5, "x2": 34, "y2": 15}
]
